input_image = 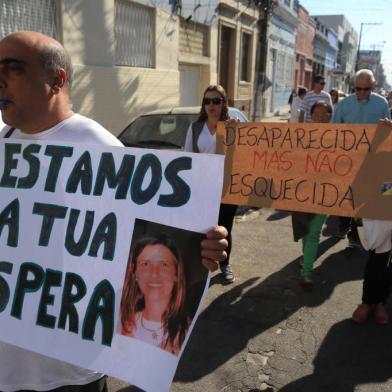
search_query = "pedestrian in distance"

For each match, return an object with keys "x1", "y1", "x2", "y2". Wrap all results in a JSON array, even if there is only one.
[
  {"x1": 298, "y1": 75, "x2": 332, "y2": 123},
  {"x1": 0, "y1": 30, "x2": 229, "y2": 392},
  {"x1": 288, "y1": 88, "x2": 297, "y2": 106},
  {"x1": 291, "y1": 101, "x2": 333, "y2": 290},
  {"x1": 184, "y1": 84, "x2": 238, "y2": 284},
  {"x1": 329, "y1": 88, "x2": 339, "y2": 111},
  {"x1": 289, "y1": 86, "x2": 307, "y2": 123}
]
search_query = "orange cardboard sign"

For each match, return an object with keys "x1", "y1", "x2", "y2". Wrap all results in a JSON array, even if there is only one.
[{"x1": 217, "y1": 122, "x2": 392, "y2": 219}]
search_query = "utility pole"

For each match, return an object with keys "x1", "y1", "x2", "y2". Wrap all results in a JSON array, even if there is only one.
[
  {"x1": 253, "y1": 0, "x2": 276, "y2": 121},
  {"x1": 355, "y1": 22, "x2": 382, "y2": 71}
]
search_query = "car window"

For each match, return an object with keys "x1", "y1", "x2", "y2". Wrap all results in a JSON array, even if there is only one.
[
  {"x1": 228, "y1": 108, "x2": 248, "y2": 122},
  {"x1": 119, "y1": 113, "x2": 199, "y2": 149}
]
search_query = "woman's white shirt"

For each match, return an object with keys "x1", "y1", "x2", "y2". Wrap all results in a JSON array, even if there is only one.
[
  {"x1": 289, "y1": 96, "x2": 303, "y2": 123},
  {"x1": 184, "y1": 122, "x2": 216, "y2": 153}
]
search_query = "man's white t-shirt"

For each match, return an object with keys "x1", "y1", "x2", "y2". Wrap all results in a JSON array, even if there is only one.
[
  {"x1": 0, "y1": 112, "x2": 5, "y2": 130},
  {"x1": 300, "y1": 91, "x2": 332, "y2": 123},
  {"x1": 0, "y1": 113, "x2": 123, "y2": 391}
]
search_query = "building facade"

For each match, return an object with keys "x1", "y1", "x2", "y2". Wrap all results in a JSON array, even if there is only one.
[
  {"x1": 357, "y1": 50, "x2": 382, "y2": 80},
  {"x1": 325, "y1": 28, "x2": 339, "y2": 91},
  {"x1": 294, "y1": 5, "x2": 315, "y2": 91},
  {"x1": 0, "y1": 0, "x2": 261, "y2": 134},
  {"x1": 313, "y1": 15, "x2": 358, "y2": 93},
  {"x1": 264, "y1": 0, "x2": 298, "y2": 116},
  {"x1": 312, "y1": 16, "x2": 339, "y2": 91},
  {"x1": 312, "y1": 17, "x2": 329, "y2": 79},
  {"x1": 217, "y1": 0, "x2": 260, "y2": 117}
]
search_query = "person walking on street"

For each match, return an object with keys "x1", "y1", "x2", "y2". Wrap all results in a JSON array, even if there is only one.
[
  {"x1": 0, "y1": 31, "x2": 229, "y2": 392},
  {"x1": 333, "y1": 69, "x2": 391, "y2": 250},
  {"x1": 289, "y1": 86, "x2": 307, "y2": 123},
  {"x1": 291, "y1": 101, "x2": 333, "y2": 290},
  {"x1": 299, "y1": 75, "x2": 332, "y2": 123},
  {"x1": 351, "y1": 117, "x2": 392, "y2": 325},
  {"x1": 330, "y1": 69, "x2": 391, "y2": 324},
  {"x1": 184, "y1": 85, "x2": 237, "y2": 284}
]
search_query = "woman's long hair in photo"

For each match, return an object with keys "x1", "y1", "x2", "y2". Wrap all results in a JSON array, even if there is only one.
[
  {"x1": 197, "y1": 84, "x2": 229, "y2": 122},
  {"x1": 120, "y1": 234, "x2": 188, "y2": 353}
]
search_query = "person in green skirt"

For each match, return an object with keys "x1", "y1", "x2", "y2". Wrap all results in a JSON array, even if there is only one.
[{"x1": 291, "y1": 101, "x2": 333, "y2": 289}]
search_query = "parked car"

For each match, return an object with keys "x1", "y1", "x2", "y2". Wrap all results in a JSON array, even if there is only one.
[{"x1": 118, "y1": 106, "x2": 249, "y2": 150}]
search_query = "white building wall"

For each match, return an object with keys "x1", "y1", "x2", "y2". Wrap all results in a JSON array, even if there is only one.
[{"x1": 62, "y1": 0, "x2": 182, "y2": 135}]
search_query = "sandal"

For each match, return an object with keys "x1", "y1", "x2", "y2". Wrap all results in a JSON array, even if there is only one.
[
  {"x1": 374, "y1": 303, "x2": 389, "y2": 325},
  {"x1": 352, "y1": 304, "x2": 372, "y2": 324}
]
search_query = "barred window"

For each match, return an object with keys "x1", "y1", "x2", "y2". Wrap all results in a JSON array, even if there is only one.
[
  {"x1": 115, "y1": 0, "x2": 155, "y2": 68},
  {"x1": 0, "y1": 0, "x2": 59, "y2": 40}
]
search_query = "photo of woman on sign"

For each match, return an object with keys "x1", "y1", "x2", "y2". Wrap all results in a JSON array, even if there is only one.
[{"x1": 120, "y1": 234, "x2": 189, "y2": 355}]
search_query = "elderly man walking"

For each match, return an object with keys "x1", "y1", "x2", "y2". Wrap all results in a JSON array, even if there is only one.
[
  {"x1": 333, "y1": 70, "x2": 390, "y2": 248},
  {"x1": 332, "y1": 69, "x2": 391, "y2": 324}
]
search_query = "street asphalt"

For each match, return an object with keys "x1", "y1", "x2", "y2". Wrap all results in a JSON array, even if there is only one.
[{"x1": 109, "y1": 208, "x2": 392, "y2": 392}]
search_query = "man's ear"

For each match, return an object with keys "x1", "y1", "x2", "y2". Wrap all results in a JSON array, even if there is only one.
[{"x1": 51, "y1": 68, "x2": 67, "y2": 93}]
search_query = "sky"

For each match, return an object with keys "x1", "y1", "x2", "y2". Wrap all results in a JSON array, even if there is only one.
[{"x1": 299, "y1": 0, "x2": 392, "y2": 86}]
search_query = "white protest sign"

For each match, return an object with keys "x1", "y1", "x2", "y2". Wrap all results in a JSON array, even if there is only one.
[{"x1": 0, "y1": 140, "x2": 224, "y2": 392}]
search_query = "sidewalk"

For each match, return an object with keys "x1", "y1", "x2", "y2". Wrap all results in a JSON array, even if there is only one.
[{"x1": 260, "y1": 111, "x2": 290, "y2": 123}]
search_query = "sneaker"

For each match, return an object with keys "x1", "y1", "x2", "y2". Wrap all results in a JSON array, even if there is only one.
[
  {"x1": 301, "y1": 276, "x2": 314, "y2": 291},
  {"x1": 352, "y1": 303, "x2": 372, "y2": 324},
  {"x1": 334, "y1": 228, "x2": 349, "y2": 239},
  {"x1": 348, "y1": 239, "x2": 362, "y2": 249},
  {"x1": 221, "y1": 264, "x2": 235, "y2": 284}
]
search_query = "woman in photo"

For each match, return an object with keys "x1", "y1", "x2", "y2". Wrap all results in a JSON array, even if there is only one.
[
  {"x1": 184, "y1": 84, "x2": 237, "y2": 284},
  {"x1": 120, "y1": 234, "x2": 189, "y2": 355}
]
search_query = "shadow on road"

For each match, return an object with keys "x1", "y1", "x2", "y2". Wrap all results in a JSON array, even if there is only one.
[
  {"x1": 279, "y1": 317, "x2": 392, "y2": 392},
  {"x1": 174, "y1": 237, "x2": 375, "y2": 388},
  {"x1": 266, "y1": 210, "x2": 291, "y2": 221}
]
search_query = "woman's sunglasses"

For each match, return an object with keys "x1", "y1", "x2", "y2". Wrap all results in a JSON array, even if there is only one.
[{"x1": 202, "y1": 97, "x2": 224, "y2": 105}]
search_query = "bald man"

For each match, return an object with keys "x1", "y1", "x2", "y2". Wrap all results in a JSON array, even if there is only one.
[{"x1": 0, "y1": 31, "x2": 228, "y2": 392}]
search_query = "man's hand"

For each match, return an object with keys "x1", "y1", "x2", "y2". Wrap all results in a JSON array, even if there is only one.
[
  {"x1": 378, "y1": 118, "x2": 392, "y2": 127},
  {"x1": 201, "y1": 226, "x2": 228, "y2": 271}
]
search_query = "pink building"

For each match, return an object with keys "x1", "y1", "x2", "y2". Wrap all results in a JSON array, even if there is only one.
[{"x1": 294, "y1": 5, "x2": 315, "y2": 90}]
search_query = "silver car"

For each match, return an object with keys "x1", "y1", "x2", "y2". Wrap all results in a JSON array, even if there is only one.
[{"x1": 118, "y1": 106, "x2": 248, "y2": 150}]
